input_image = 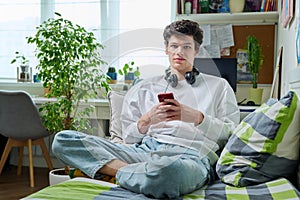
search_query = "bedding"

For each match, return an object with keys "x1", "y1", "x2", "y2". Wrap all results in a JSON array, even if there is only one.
[
  {"x1": 23, "y1": 90, "x2": 300, "y2": 199},
  {"x1": 216, "y1": 91, "x2": 300, "y2": 187},
  {"x1": 22, "y1": 177, "x2": 300, "y2": 200}
]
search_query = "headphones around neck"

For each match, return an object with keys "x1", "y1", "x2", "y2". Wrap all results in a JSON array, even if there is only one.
[{"x1": 165, "y1": 67, "x2": 199, "y2": 88}]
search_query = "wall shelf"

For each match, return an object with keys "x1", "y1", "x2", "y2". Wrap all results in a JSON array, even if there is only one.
[{"x1": 176, "y1": 11, "x2": 279, "y2": 25}]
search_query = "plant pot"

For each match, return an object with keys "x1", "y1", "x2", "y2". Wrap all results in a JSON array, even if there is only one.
[
  {"x1": 249, "y1": 88, "x2": 263, "y2": 105},
  {"x1": 49, "y1": 168, "x2": 71, "y2": 186},
  {"x1": 107, "y1": 72, "x2": 117, "y2": 84},
  {"x1": 229, "y1": 0, "x2": 245, "y2": 13},
  {"x1": 124, "y1": 72, "x2": 135, "y2": 84}
]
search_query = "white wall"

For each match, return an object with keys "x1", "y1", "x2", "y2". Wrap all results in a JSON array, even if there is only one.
[{"x1": 277, "y1": 0, "x2": 299, "y2": 96}]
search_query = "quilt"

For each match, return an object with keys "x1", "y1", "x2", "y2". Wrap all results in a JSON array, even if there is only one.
[{"x1": 22, "y1": 177, "x2": 300, "y2": 200}]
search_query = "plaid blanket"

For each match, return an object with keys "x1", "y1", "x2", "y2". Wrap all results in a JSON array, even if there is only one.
[{"x1": 23, "y1": 177, "x2": 300, "y2": 200}]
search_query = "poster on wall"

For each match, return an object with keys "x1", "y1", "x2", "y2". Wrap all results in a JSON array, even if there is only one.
[
  {"x1": 236, "y1": 49, "x2": 253, "y2": 84},
  {"x1": 281, "y1": 0, "x2": 294, "y2": 28}
]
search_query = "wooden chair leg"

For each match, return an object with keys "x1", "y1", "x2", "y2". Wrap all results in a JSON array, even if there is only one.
[
  {"x1": 36, "y1": 138, "x2": 53, "y2": 170},
  {"x1": 17, "y1": 146, "x2": 24, "y2": 175},
  {"x1": 0, "y1": 138, "x2": 13, "y2": 175},
  {"x1": 28, "y1": 139, "x2": 34, "y2": 188}
]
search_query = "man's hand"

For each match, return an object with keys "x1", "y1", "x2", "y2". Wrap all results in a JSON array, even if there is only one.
[
  {"x1": 137, "y1": 99, "x2": 204, "y2": 134},
  {"x1": 163, "y1": 99, "x2": 204, "y2": 125}
]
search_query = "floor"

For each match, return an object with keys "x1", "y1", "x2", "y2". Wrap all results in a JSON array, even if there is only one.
[{"x1": 0, "y1": 165, "x2": 50, "y2": 200}]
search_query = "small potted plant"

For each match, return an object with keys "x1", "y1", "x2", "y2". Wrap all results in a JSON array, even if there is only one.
[
  {"x1": 247, "y1": 35, "x2": 264, "y2": 105},
  {"x1": 107, "y1": 66, "x2": 118, "y2": 84},
  {"x1": 118, "y1": 61, "x2": 140, "y2": 84},
  {"x1": 11, "y1": 51, "x2": 31, "y2": 82}
]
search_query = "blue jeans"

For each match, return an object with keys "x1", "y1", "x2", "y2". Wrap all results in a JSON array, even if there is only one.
[{"x1": 52, "y1": 130, "x2": 212, "y2": 199}]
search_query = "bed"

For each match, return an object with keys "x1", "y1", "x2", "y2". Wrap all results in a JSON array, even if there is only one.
[
  {"x1": 22, "y1": 89, "x2": 300, "y2": 199},
  {"x1": 22, "y1": 177, "x2": 300, "y2": 200}
]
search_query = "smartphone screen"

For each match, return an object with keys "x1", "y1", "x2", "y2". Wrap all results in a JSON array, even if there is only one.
[{"x1": 158, "y1": 92, "x2": 174, "y2": 102}]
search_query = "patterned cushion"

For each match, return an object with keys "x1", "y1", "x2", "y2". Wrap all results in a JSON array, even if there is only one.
[{"x1": 216, "y1": 91, "x2": 300, "y2": 187}]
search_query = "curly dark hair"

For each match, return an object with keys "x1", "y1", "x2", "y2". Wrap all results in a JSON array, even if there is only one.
[{"x1": 163, "y1": 20, "x2": 203, "y2": 51}]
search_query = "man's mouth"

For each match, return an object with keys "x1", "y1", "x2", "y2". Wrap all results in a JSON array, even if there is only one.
[{"x1": 174, "y1": 57, "x2": 185, "y2": 61}]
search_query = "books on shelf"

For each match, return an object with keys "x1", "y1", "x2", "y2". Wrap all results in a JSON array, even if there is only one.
[
  {"x1": 177, "y1": 0, "x2": 277, "y2": 15},
  {"x1": 260, "y1": 0, "x2": 277, "y2": 12},
  {"x1": 178, "y1": 0, "x2": 209, "y2": 14}
]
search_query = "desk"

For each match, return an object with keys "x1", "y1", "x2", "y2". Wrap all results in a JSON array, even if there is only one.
[
  {"x1": 33, "y1": 97, "x2": 111, "y2": 137},
  {"x1": 33, "y1": 97, "x2": 110, "y2": 120}
]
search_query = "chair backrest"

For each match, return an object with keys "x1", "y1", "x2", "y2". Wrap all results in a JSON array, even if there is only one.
[{"x1": 0, "y1": 90, "x2": 49, "y2": 140}]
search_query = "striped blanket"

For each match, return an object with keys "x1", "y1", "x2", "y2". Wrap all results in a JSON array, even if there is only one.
[{"x1": 23, "y1": 177, "x2": 300, "y2": 200}]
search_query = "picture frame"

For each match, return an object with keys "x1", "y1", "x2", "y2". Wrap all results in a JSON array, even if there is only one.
[{"x1": 281, "y1": 0, "x2": 294, "y2": 28}]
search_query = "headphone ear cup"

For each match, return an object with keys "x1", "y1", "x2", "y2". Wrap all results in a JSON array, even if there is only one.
[
  {"x1": 185, "y1": 71, "x2": 195, "y2": 85},
  {"x1": 193, "y1": 67, "x2": 199, "y2": 76},
  {"x1": 165, "y1": 68, "x2": 178, "y2": 88},
  {"x1": 185, "y1": 67, "x2": 199, "y2": 85},
  {"x1": 168, "y1": 74, "x2": 178, "y2": 88}
]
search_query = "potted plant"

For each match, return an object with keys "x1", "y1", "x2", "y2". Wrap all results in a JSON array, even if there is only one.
[
  {"x1": 27, "y1": 12, "x2": 111, "y2": 182},
  {"x1": 246, "y1": 35, "x2": 264, "y2": 105},
  {"x1": 27, "y1": 12, "x2": 110, "y2": 134},
  {"x1": 118, "y1": 61, "x2": 140, "y2": 84},
  {"x1": 107, "y1": 66, "x2": 118, "y2": 84},
  {"x1": 11, "y1": 51, "x2": 31, "y2": 82}
]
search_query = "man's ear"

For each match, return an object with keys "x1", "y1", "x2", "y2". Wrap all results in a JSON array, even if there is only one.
[{"x1": 194, "y1": 50, "x2": 199, "y2": 57}]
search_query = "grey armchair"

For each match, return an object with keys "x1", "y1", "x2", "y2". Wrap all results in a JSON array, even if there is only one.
[{"x1": 0, "y1": 90, "x2": 53, "y2": 187}]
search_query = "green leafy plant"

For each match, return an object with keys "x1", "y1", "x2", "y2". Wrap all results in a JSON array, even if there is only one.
[
  {"x1": 118, "y1": 61, "x2": 140, "y2": 77},
  {"x1": 10, "y1": 51, "x2": 29, "y2": 66},
  {"x1": 27, "y1": 12, "x2": 111, "y2": 134},
  {"x1": 108, "y1": 67, "x2": 116, "y2": 73},
  {"x1": 247, "y1": 35, "x2": 263, "y2": 89}
]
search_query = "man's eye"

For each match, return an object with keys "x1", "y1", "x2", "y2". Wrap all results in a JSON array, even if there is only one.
[
  {"x1": 184, "y1": 46, "x2": 192, "y2": 49},
  {"x1": 170, "y1": 45, "x2": 178, "y2": 48}
]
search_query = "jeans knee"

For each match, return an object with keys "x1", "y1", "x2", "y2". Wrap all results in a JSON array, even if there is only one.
[
  {"x1": 52, "y1": 130, "x2": 77, "y2": 156},
  {"x1": 118, "y1": 157, "x2": 209, "y2": 199}
]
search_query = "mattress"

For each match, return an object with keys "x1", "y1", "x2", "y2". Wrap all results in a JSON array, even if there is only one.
[{"x1": 22, "y1": 177, "x2": 300, "y2": 200}]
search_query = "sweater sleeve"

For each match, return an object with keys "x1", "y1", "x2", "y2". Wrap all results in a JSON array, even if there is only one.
[
  {"x1": 197, "y1": 82, "x2": 240, "y2": 147},
  {"x1": 120, "y1": 83, "x2": 158, "y2": 144}
]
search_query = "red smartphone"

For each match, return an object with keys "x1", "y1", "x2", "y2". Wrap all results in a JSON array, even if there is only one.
[{"x1": 158, "y1": 92, "x2": 174, "y2": 103}]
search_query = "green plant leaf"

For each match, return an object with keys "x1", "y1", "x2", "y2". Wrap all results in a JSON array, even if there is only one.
[{"x1": 27, "y1": 12, "x2": 111, "y2": 133}]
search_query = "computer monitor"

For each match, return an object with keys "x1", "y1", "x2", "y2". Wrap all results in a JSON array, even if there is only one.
[{"x1": 193, "y1": 58, "x2": 237, "y2": 92}]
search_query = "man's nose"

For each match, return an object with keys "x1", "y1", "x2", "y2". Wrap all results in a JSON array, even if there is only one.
[{"x1": 175, "y1": 46, "x2": 184, "y2": 55}]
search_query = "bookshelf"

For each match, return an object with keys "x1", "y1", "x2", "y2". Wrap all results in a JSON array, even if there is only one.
[
  {"x1": 174, "y1": 4, "x2": 279, "y2": 85},
  {"x1": 175, "y1": 11, "x2": 279, "y2": 25}
]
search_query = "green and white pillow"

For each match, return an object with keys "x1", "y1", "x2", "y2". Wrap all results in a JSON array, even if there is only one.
[{"x1": 216, "y1": 91, "x2": 300, "y2": 187}]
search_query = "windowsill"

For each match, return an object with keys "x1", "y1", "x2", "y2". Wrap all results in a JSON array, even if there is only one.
[{"x1": 0, "y1": 81, "x2": 131, "y2": 97}]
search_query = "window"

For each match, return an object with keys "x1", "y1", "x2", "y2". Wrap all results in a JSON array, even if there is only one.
[
  {"x1": 0, "y1": 0, "x2": 40, "y2": 81},
  {"x1": 0, "y1": 0, "x2": 173, "y2": 82}
]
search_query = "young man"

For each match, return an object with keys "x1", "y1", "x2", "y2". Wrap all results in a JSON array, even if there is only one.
[{"x1": 52, "y1": 20, "x2": 240, "y2": 199}]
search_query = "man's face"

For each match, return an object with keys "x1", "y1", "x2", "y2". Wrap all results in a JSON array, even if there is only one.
[{"x1": 165, "y1": 34, "x2": 198, "y2": 75}]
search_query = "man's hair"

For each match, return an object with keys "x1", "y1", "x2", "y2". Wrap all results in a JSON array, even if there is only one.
[{"x1": 163, "y1": 20, "x2": 203, "y2": 51}]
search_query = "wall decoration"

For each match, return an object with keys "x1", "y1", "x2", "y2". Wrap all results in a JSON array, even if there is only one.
[
  {"x1": 281, "y1": 0, "x2": 294, "y2": 28},
  {"x1": 236, "y1": 49, "x2": 253, "y2": 84}
]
